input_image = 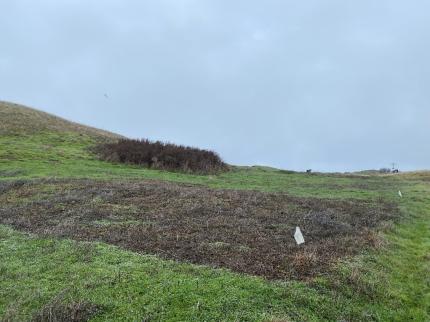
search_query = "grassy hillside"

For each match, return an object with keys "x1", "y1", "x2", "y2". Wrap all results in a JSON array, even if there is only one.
[
  {"x1": 0, "y1": 101, "x2": 397, "y2": 198},
  {"x1": 0, "y1": 102, "x2": 429, "y2": 321},
  {"x1": 0, "y1": 101, "x2": 121, "y2": 139}
]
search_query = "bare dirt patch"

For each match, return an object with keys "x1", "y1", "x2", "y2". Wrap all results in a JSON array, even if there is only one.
[{"x1": 0, "y1": 179, "x2": 398, "y2": 280}]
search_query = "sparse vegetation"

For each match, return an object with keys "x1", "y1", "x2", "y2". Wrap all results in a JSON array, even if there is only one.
[{"x1": 94, "y1": 138, "x2": 228, "y2": 174}]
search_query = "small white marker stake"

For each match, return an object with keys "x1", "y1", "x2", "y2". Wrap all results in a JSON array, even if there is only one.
[
  {"x1": 398, "y1": 190, "x2": 403, "y2": 198},
  {"x1": 294, "y1": 226, "x2": 305, "y2": 245}
]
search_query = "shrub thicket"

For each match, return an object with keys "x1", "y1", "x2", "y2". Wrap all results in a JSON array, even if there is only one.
[{"x1": 94, "y1": 139, "x2": 228, "y2": 174}]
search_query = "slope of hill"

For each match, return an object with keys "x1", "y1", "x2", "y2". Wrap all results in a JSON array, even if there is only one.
[
  {"x1": 0, "y1": 101, "x2": 121, "y2": 139},
  {"x1": 0, "y1": 102, "x2": 399, "y2": 199},
  {"x1": 0, "y1": 102, "x2": 429, "y2": 321}
]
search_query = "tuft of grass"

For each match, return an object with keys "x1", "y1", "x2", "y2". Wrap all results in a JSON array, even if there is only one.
[{"x1": 30, "y1": 289, "x2": 103, "y2": 322}]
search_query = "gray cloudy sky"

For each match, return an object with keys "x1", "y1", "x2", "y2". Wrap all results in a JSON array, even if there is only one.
[{"x1": 1, "y1": 1, "x2": 429, "y2": 172}]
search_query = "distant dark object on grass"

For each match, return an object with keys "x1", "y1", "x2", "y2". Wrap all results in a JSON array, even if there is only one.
[
  {"x1": 392, "y1": 169, "x2": 399, "y2": 173},
  {"x1": 306, "y1": 169, "x2": 312, "y2": 174},
  {"x1": 94, "y1": 138, "x2": 228, "y2": 174}
]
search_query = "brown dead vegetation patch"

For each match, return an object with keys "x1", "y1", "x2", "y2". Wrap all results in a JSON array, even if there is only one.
[
  {"x1": 0, "y1": 179, "x2": 399, "y2": 280},
  {"x1": 30, "y1": 289, "x2": 103, "y2": 322}
]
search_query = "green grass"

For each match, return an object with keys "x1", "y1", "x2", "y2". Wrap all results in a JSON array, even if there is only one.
[
  {"x1": 377, "y1": 183, "x2": 430, "y2": 320},
  {"x1": 0, "y1": 184, "x2": 428, "y2": 321},
  {"x1": 0, "y1": 225, "x2": 325, "y2": 321},
  {"x1": 0, "y1": 131, "x2": 401, "y2": 199},
  {"x1": 1, "y1": 104, "x2": 429, "y2": 321},
  {"x1": 335, "y1": 182, "x2": 430, "y2": 321}
]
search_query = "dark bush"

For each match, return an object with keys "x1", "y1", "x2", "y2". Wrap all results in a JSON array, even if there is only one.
[{"x1": 94, "y1": 138, "x2": 228, "y2": 174}]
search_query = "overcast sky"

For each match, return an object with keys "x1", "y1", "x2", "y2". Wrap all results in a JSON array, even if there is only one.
[{"x1": 1, "y1": 1, "x2": 429, "y2": 172}]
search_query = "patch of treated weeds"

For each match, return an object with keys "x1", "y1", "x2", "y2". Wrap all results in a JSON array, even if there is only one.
[
  {"x1": 0, "y1": 179, "x2": 400, "y2": 280},
  {"x1": 91, "y1": 219, "x2": 143, "y2": 227}
]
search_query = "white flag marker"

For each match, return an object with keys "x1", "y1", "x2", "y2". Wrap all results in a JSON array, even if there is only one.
[
  {"x1": 294, "y1": 226, "x2": 305, "y2": 245},
  {"x1": 398, "y1": 190, "x2": 403, "y2": 198}
]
